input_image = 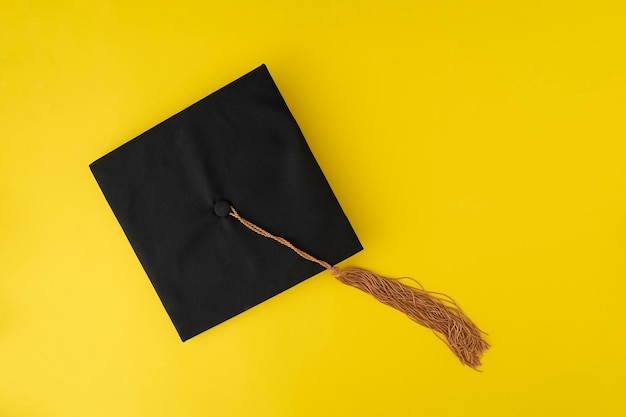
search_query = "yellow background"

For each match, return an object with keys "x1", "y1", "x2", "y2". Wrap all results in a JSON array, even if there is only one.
[{"x1": 2, "y1": 1, "x2": 625, "y2": 415}]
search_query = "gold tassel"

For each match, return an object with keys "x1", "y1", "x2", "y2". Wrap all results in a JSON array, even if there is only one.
[
  {"x1": 229, "y1": 206, "x2": 489, "y2": 369},
  {"x1": 329, "y1": 266, "x2": 489, "y2": 369}
]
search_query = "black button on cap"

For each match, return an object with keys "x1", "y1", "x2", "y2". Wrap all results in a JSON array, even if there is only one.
[{"x1": 213, "y1": 200, "x2": 231, "y2": 217}]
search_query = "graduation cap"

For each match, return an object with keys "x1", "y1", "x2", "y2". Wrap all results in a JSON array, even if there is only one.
[{"x1": 90, "y1": 65, "x2": 489, "y2": 368}]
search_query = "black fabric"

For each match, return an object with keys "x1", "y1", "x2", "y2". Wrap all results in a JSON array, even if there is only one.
[{"x1": 90, "y1": 65, "x2": 362, "y2": 341}]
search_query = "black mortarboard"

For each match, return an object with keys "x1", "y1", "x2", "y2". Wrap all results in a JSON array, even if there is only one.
[{"x1": 90, "y1": 64, "x2": 488, "y2": 368}]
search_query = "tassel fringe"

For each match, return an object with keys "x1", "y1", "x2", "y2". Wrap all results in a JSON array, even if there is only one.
[{"x1": 330, "y1": 266, "x2": 489, "y2": 369}]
